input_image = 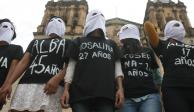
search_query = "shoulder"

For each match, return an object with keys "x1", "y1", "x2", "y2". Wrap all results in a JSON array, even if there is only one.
[
  {"x1": 64, "y1": 38, "x2": 71, "y2": 42},
  {"x1": 9, "y1": 44, "x2": 23, "y2": 50},
  {"x1": 72, "y1": 37, "x2": 83, "y2": 44},
  {"x1": 152, "y1": 39, "x2": 168, "y2": 52},
  {"x1": 106, "y1": 39, "x2": 115, "y2": 43},
  {"x1": 9, "y1": 44, "x2": 22, "y2": 48},
  {"x1": 158, "y1": 39, "x2": 168, "y2": 46},
  {"x1": 142, "y1": 47, "x2": 152, "y2": 52},
  {"x1": 29, "y1": 39, "x2": 37, "y2": 44},
  {"x1": 142, "y1": 47, "x2": 155, "y2": 56},
  {"x1": 6, "y1": 44, "x2": 23, "y2": 56},
  {"x1": 105, "y1": 39, "x2": 118, "y2": 47}
]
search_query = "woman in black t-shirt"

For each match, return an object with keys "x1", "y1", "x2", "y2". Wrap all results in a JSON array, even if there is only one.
[
  {"x1": 0, "y1": 18, "x2": 23, "y2": 110},
  {"x1": 144, "y1": 20, "x2": 194, "y2": 112},
  {"x1": 0, "y1": 16, "x2": 69, "y2": 112},
  {"x1": 60, "y1": 9, "x2": 124, "y2": 112},
  {"x1": 118, "y1": 24, "x2": 161, "y2": 112}
]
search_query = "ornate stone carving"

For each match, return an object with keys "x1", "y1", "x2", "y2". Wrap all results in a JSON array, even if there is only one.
[
  {"x1": 34, "y1": 0, "x2": 88, "y2": 39},
  {"x1": 144, "y1": 0, "x2": 192, "y2": 36}
]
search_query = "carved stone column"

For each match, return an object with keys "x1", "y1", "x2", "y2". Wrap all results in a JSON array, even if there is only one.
[{"x1": 148, "y1": 6, "x2": 158, "y2": 26}]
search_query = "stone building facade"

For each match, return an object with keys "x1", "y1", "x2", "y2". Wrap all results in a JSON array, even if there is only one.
[
  {"x1": 4, "y1": 0, "x2": 194, "y2": 111},
  {"x1": 106, "y1": 18, "x2": 146, "y2": 46},
  {"x1": 144, "y1": 0, "x2": 194, "y2": 44},
  {"x1": 33, "y1": 0, "x2": 147, "y2": 46},
  {"x1": 33, "y1": 0, "x2": 88, "y2": 39},
  {"x1": 33, "y1": 0, "x2": 194, "y2": 44}
]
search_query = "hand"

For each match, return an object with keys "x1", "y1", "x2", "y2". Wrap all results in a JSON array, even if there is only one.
[
  {"x1": 144, "y1": 21, "x2": 159, "y2": 48},
  {"x1": 43, "y1": 76, "x2": 60, "y2": 95},
  {"x1": 60, "y1": 88, "x2": 70, "y2": 109},
  {"x1": 0, "y1": 88, "x2": 6, "y2": 106},
  {"x1": 0, "y1": 101, "x2": 4, "y2": 110},
  {"x1": 0, "y1": 83, "x2": 12, "y2": 105},
  {"x1": 115, "y1": 88, "x2": 124, "y2": 109},
  {"x1": 0, "y1": 91, "x2": 6, "y2": 106}
]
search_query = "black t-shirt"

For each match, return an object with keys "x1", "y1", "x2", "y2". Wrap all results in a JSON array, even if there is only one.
[
  {"x1": 19, "y1": 38, "x2": 70, "y2": 85},
  {"x1": 69, "y1": 37, "x2": 120, "y2": 103},
  {"x1": 121, "y1": 47, "x2": 158, "y2": 98},
  {"x1": 0, "y1": 44, "x2": 23, "y2": 86},
  {"x1": 154, "y1": 40, "x2": 194, "y2": 88}
]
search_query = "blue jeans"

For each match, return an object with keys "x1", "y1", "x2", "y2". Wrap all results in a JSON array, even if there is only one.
[
  {"x1": 71, "y1": 98, "x2": 115, "y2": 112},
  {"x1": 121, "y1": 93, "x2": 161, "y2": 112}
]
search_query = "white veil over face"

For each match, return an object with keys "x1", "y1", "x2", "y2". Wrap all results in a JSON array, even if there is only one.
[
  {"x1": 45, "y1": 17, "x2": 65, "y2": 38},
  {"x1": 83, "y1": 9, "x2": 106, "y2": 37},
  {"x1": 118, "y1": 24, "x2": 140, "y2": 41},
  {"x1": 164, "y1": 20, "x2": 186, "y2": 42},
  {"x1": 0, "y1": 22, "x2": 15, "y2": 44}
]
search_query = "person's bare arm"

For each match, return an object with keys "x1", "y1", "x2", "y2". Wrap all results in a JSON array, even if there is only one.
[
  {"x1": 0, "y1": 53, "x2": 31, "y2": 100},
  {"x1": 60, "y1": 59, "x2": 76, "y2": 108},
  {"x1": 0, "y1": 59, "x2": 19, "y2": 104},
  {"x1": 115, "y1": 61, "x2": 124, "y2": 108},
  {"x1": 115, "y1": 76, "x2": 124, "y2": 108},
  {"x1": 4, "y1": 59, "x2": 19, "y2": 94},
  {"x1": 144, "y1": 21, "x2": 160, "y2": 48},
  {"x1": 5, "y1": 52, "x2": 31, "y2": 85},
  {"x1": 44, "y1": 64, "x2": 68, "y2": 95},
  {"x1": 60, "y1": 82, "x2": 70, "y2": 108}
]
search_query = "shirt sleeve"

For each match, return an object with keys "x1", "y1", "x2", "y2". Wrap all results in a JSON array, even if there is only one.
[
  {"x1": 13, "y1": 45, "x2": 24, "y2": 60},
  {"x1": 64, "y1": 58, "x2": 77, "y2": 83},
  {"x1": 153, "y1": 40, "x2": 166, "y2": 57},
  {"x1": 150, "y1": 49, "x2": 159, "y2": 69},
  {"x1": 111, "y1": 40, "x2": 121, "y2": 61},
  {"x1": 67, "y1": 38, "x2": 80, "y2": 61},
  {"x1": 115, "y1": 60, "x2": 124, "y2": 78},
  {"x1": 25, "y1": 39, "x2": 36, "y2": 54},
  {"x1": 63, "y1": 39, "x2": 71, "y2": 64}
]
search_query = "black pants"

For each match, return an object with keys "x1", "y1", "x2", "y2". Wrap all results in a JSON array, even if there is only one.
[
  {"x1": 162, "y1": 87, "x2": 194, "y2": 112},
  {"x1": 0, "y1": 102, "x2": 3, "y2": 110}
]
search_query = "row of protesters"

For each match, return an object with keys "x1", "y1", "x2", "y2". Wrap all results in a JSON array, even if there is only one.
[
  {"x1": 0, "y1": 8, "x2": 193, "y2": 112},
  {"x1": 0, "y1": 10, "x2": 124, "y2": 112},
  {"x1": 0, "y1": 17, "x2": 70, "y2": 112}
]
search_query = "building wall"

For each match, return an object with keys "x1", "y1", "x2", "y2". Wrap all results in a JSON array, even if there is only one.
[
  {"x1": 106, "y1": 24, "x2": 123, "y2": 46},
  {"x1": 4, "y1": 0, "x2": 194, "y2": 111},
  {"x1": 34, "y1": 0, "x2": 88, "y2": 39},
  {"x1": 106, "y1": 18, "x2": 146, "y2": 46},
  {"x1": 145, "y1": 0, "x2": 192, "y2": 37}
]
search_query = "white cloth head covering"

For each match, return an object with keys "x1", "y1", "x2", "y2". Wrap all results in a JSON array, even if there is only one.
[
  {"x1": 0, "y1": 22, "x2": 15, "y2": 44},
  {"x1": 45, "y1": 17, "x2": 65, "y2": 38},
  {"x1": 117, "y1": 24, "x2": 140, "y2": 41},
  {"x1": 164, "y1": 20, "x2": 185, "y2": 42},
  {"x1": 83, "y1": 9, "x2": 106, "y2": 37}
]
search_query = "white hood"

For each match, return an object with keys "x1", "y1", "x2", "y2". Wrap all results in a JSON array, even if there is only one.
[
  {"x1": 45, "y1": 17, "x2": 65, "y2": 38},
  {"x1": 0, "y1": 22, "x2": 15, "y2": 44},
  {"x1": 83, "y1": 9, "x2": 106, "y2": 37},
  {"x1": 164, "y1": 20, "x2": 185, "y2": 42},
  {"x1": 118, "y1": 24, "x2": 140, "y2": 41}
]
